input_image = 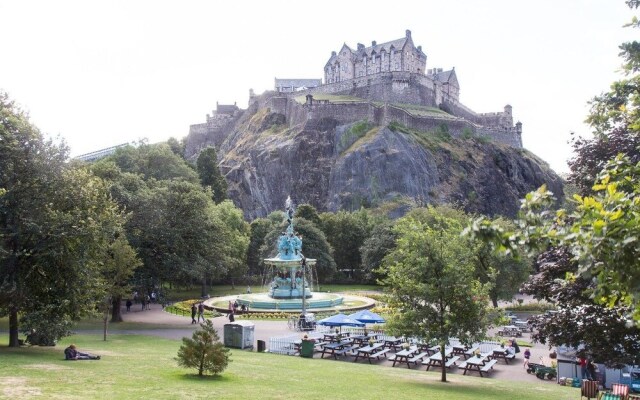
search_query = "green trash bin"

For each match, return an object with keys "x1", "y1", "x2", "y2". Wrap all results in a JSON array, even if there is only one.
[{"x1": 300, "y1": 340, "x2": 315, "y2": 358}]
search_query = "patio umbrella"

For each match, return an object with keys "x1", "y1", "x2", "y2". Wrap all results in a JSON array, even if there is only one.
[
  {"x1": 317, "y1": 313, "x2": 365, "y2": 332},
  {"x1": 347, "y1": 309, "x2": 386, "y2": 324}
]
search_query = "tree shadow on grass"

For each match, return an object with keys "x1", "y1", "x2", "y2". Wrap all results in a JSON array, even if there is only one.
[{"x1": 178, "y1": 373, "x2": 230, "y2": 382}]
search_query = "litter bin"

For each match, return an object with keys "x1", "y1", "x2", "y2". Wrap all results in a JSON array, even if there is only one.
[
  {"x1": 300, "y1": 339, "x2": 315, "y2": 358},
  {"x1": 257, "y1": 340, "x2": 266, "y2": 352}
]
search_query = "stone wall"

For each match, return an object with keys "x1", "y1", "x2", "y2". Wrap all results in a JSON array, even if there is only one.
[{"x1": 266, "y1": 95, "x2": 522, "y2": 148}]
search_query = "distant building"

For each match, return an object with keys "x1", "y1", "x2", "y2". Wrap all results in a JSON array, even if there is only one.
[
  {"x1": 274, "y1": 78, "x2": 322, "y2": 93},
  {"x1": 324, "y1": 29, "x2": 427, "y2": 83},
  {"x1": 74, "y1": 143, "x2": 132, "y2": 162}
]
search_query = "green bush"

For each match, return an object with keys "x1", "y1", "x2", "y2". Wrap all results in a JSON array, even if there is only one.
[
  {"x1": 504, "y1": 302, "x2": 556, "y2": 312},
  {"x1": 176, "y1": 320, "x2": 230, "y2": 376}
]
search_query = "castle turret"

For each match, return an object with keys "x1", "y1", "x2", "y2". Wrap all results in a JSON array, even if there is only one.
[
  {"x1": 372, "y1": 40, "x2": 377, "y2": 46},
  {"x1": 406, "y1": 29, "x2": 412, "y2": 38}
]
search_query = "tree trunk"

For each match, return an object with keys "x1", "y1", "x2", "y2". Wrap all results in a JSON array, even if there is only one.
[
  {"x1": 491, "y1": 295, "x2": 499, "y2": 308},
  {"x1": 111, "y1": 296, "x2": 123, "y2": 323},
  {"x1": 440, "y1": 343, "x2": 447, "y2": 382},
  {"x1": 103, "y1": 304, "x2": 109, "y2": 341},
  {"x1": 9, "y1": 308, "x2": 19, "y2": 348},
  {"x1": 201, "y1": 276, "x2": 207, "y2": 298}
]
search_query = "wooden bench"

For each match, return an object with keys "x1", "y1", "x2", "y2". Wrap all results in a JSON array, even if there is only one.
[
  {"x1": 445, "y1": 356, "x2": 460, "y2": 368},
  {"x1": 459, "y1": 361, "x2": 468, "y2": 369},
  {"x1": 371, "y1": 349, "x2": 390, "y2": 359},
  {"x1": 334, "y1": 346, "x2": 356, "y2": 357},
  {"x1": 480, "y1": 359, "x2": 498, "y2": 372},
  {"x1": 409, "y1": 352, "x2": 428, "y2": 364}
]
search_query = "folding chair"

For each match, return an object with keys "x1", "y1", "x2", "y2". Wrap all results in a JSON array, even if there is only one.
[{"x1": 581, "y1": 379, "x2": 599, "y2": 400}]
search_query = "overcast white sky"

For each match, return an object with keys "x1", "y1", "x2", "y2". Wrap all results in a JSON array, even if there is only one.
[{"x1": 0, "y1": 0, "x2": 635, "y2": 173}]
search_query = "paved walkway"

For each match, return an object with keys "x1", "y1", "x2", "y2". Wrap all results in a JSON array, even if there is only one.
[{"x1": 116, "y1": 302, "x2": 561, "y2": 384}]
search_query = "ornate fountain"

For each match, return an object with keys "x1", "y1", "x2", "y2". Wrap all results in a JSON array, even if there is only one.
[
  {"x1": 264, "y1": 197, "x2": 313, "y2": 300},
  {"x1": 234, "y1": 197, "x2": 344, "y2": 311}
]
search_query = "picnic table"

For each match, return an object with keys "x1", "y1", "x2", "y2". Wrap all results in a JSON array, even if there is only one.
[
  {"x1": 351, "y1": 334, "x2": 377, "y2": 346},
  {"x1": 353, "y1": 343, "x2": 389, "y2": 364},
  {"x1": 391, "y1": 347, "x2": 427, "y2": 368},
  {"x1": 452, "y1": 344, "x2": 474, "y2": 358},
  {"x1": 491, "y1": 347, "x2": 515, "y2": 364},
  {"x1": 497, "y1": 325, "x2": 522, "y2": 337},
  {"x1": 514, "y1": 320, "x2": 530, "y2": 332},
  {"x1": 422, "y1": 348, "x2": 459, "y2": 371},
  {"x1": 320, "y1": 342, "x2": 354, "y2": 359},
  {"x1": 323, "y1": 332, "x2": 350, "y2": 343},
  {"x1": 381, "y1": 336, "x2": 402, "y2": 350},
  {"x1": 462, "y1": 345, "x2": 480, "y2": 359},
  {"x1": 459, "y1": 354, "x2": 498, "y2": 377}
]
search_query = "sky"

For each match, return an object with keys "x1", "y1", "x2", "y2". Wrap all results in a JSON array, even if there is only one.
[{"x1": 0, "y1": 0, "x2": 636, "y2": 174}]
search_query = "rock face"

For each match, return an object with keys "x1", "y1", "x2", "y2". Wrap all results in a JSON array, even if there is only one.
[{"x1": 187, "y1": 104, "x2": 563, "y2": 220}]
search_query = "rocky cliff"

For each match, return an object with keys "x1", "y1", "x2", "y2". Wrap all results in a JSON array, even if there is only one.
[{"x1": 186, "y1": 103, "x2": 563, "y2": 220}]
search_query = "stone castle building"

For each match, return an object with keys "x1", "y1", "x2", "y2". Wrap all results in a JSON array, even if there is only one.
[
  {"x1": 187, "y1": 30, "x2": 522, "y2": 157},
  {"x1": 325, "y1": 30, "x2": 428, "y2": 82}
]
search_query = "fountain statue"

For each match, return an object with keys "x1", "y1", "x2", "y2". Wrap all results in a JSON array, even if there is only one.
[
  {"x1": 233, "y1": 196, "x2": 345, "y2": 311},
  {"x1": 265, "y1": 196, "x2": 313, "y2": 299}
]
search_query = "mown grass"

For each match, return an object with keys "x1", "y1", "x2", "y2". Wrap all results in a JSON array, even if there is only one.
[{"x1": 0, "y1": 333, "x2": 575, "y2": 400}]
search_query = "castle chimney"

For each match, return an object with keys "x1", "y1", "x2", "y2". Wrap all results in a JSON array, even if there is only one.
[
  {"x1": 331, "y1": 51, "x2": 336, "y2": 56},
  {"x1": 417, "y1": 45, "x2": 422, "y2": 52},
  {"x1": 406, "y1": 29, "x2": 412, "y2": 38},
  {"x1": 357, "y1": 43, "x2": 365, "y2": 51},
  {"x1": 372, "y1": 40, "x2": 377, "y2": 46}
]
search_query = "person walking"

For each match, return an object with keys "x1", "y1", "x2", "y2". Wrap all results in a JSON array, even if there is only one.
[
  {"x1": 523, "y1": 348, "x2": 531, "y2": 369},
  {"x1": 197, "y1": 303, "x2": 205, "y2": 322},
  {"x1": 191, "y1": 303, "x2": 197, "y2": 324},
  {"x1": 125, "y1": 299, "x2": 132, "y2": 312}
]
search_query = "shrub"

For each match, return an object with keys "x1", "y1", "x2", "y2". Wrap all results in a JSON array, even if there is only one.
[{"x1": 176, "y1": 320, "x2": 230, "y2": 376}]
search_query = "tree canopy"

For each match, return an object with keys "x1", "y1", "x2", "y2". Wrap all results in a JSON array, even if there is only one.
[
  {"x1": 382, "y1": 207, "x2": 492, "y2": 382},
  {"x1": 1, "y1": 92, "x2": 129, "y2": 346}
]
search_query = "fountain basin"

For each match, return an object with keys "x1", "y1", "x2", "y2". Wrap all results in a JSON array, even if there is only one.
[{"x1": 235, "y1": 292, "x2": 343, "y2": 310}]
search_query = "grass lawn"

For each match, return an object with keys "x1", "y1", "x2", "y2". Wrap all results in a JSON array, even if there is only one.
[{"x1": 0, "y1": 333, "x2": 575, "y2": 400}]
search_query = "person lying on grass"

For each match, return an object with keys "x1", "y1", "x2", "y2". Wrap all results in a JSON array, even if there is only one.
[{"x1": 64, "y1": 344, "x2": 101, "y2": 360}]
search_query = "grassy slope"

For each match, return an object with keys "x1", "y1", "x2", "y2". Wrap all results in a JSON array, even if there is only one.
[{"x1": 0, "y1": 333, "x2": 575, "y2": 400}]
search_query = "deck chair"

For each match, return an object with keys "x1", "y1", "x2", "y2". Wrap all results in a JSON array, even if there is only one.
[
  {"x1": 581, "y1": 380, "x2": 599, "y2": 400},
  {"x1": 611, "y1": 383, "x2": 630, "y2": 400}
]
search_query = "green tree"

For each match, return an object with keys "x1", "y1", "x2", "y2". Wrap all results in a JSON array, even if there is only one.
[
  {"x1": 196, "y1": 147, "x2": 227, "y2": 204},
  {"x1": 522, "y1": 247, "x2": 640, "y2": 367},
  {"x1": 247, "y1": 217, "x2": 276, "y2": 277},
  {"x1": 295, "y1": 203, "x2": 321, "y2": 225},
  {"x1": 382, "y1": 208, "x2": 491, "y2": 382},
  {"x1": 176, "y1": 319, "x2": 230, "y2": 376},
  {"x1": 319, "y1": 209, "x2": 372, "y2": 280},
  {"x1": 103, "y1": 234, "x2": 142, "y2": 330},
  {"x1": 211, "y1": 200, "x2": 250, "y2": 287},
  {"x1": 474, "y1": 218, "x2": 531, "y2": 307},
  {"x1": 1, "y1": 95, "x2": 127, "y2": 346},
  {"x1": 167, "y1": 137, "x2": 186, "y2": 159},
  {"x1": 360, "y1": 220, "x2": 397, "y2": 283},
  {"x1": 109, "y1": 143, "x2": 199, "y2": 183}
]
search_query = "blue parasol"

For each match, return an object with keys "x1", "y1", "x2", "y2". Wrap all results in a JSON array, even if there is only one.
[
  {"x1": 348, "y1": 309, "x2": 386, "y2": 324},
  {"x1": 317, "y1": 313, "x2": 365, "y2": 328}
]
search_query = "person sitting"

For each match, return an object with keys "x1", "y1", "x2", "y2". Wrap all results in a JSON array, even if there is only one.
[{"x1": 64, "y1": 344, "x2": 100, "y2": 360}]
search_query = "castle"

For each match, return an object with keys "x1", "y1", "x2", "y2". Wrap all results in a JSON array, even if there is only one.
[{"x1": 187, "y1": 30, "x2": 522, "y2": 157}]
